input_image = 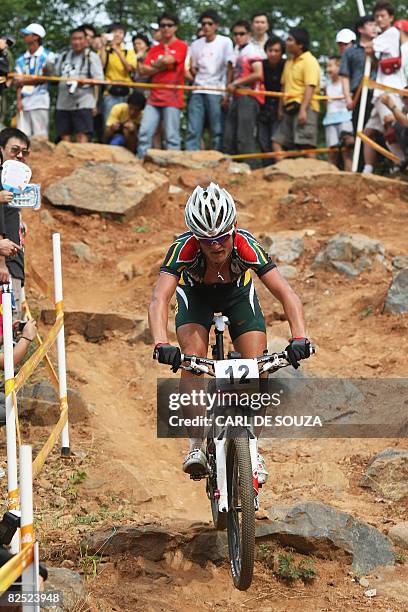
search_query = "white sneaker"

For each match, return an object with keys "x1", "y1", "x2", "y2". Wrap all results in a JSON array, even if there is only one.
[
  {"x1": 183, "y1": 448, "x2": 207, "y2": 476},
  {"x1": 257, "y1": 453, "x2": 268, "y2": 486}
]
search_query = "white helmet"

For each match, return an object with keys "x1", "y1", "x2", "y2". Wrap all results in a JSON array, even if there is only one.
[{"x1": 184, "y1": 182, "x2": 236, "y2": 238}]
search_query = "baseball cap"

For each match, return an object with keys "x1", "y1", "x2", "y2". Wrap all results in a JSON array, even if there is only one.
[
  {"x1": 336, "y1": 28, "x2": 356, "y2": 44},
  {"x1": 21, "y1": 23, "x2": 46, "y2": 38},
  {"x1": 394, "y1": 20, "x2": 408, "y2": 34}
]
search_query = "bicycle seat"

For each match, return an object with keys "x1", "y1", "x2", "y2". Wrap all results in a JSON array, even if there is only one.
[{"x1": 213, "y1": 314, "x2": 229, "y2": 332}]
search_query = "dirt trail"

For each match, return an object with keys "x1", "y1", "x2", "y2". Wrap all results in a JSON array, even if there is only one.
[{"x1": 2, "y1": 151, "x2": 408, "y2": 610}]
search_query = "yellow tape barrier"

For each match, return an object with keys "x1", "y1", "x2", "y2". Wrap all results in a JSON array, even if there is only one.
[
  {"x1": 229, "y1": 146, "x2": 342, "y2": 161},
  {"x1": 363, "y1": 77, "x2": 408, "y2": 98},
  {"x1": 0, "y1": 544, "x2": 34, "y2": 594},
  {"x1": 25, "y1": 262, "x2": 53, "y2": 299},
  {"x1": 357, "y1": 131, "x2": 400, "y2": 163},
  {"x1": 12, "y1": 314, "x2": 63, "y2": 396},
  {"x1": 9, "y1": 72, "x2": 342, "y2": 101},
  {"x1": 7, "y1": 488, "x2": 19, "y2": 512},
  {"x1": 32, "y1": 407, "x2": 68, "y2": 479}
]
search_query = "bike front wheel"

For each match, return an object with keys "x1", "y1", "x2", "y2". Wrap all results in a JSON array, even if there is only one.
[{"x1": 226, "y1": 437, "x2": 255, "y2": 590}]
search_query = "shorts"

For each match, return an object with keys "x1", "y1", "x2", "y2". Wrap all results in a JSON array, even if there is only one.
[
  {"x1": 55, "y1": 109, "x2": 94, "y2": 137},
  {"x1": 16, "y1": 109, "x2": 49, "y2": 138},
  {"x1": 273, "y1": 107, "x2": 318, "y2": 149},
  {"x1": 325, "y1": 121, "x2": 353, "y2": 148},
  {"x1": 365, "y1": 95, "x2": 402, "y2": 133},
  {"x1": 175, "y1": 275, "x2": 266, "y2": 342}
]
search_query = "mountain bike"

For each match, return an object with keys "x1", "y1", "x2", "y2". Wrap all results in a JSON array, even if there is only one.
[{"x1": 159, "y1": 315, "x2": 313, "y2": 590}]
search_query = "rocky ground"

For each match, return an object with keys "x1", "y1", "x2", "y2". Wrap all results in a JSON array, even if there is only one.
[{"x1": 1, "y1": 142, "x2": 408, "y2": 611}]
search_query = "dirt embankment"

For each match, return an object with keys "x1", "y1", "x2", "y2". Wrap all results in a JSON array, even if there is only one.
[{"x1": 1, "y1": 147, "x2": 407, "y2": 611}]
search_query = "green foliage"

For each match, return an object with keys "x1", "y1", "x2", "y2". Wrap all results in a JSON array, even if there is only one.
[
  {"x1": 395, "y1": 551, "x2": 406, "y2": 564},
  {"x1": 68, "y1": 469, "x2": 87, "y2": 485},
  {"x1": 276, "y1": 553, "x2": 317, "y2": 583}
]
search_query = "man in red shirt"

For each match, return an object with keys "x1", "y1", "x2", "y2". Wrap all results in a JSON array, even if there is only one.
[{"x1": 137, "y1": 13, "x2": 187, "y2": 157}]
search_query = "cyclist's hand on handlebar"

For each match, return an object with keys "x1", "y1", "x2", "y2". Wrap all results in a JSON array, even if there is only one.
[
  {"x1": 286, "y1": 337, "x2": 311, "y2": 369},
  {"x1": 153, "y1": 343, "x2": 182, "y2": 373}
]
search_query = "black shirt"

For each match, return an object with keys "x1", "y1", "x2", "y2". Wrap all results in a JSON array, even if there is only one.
[
  {"x1": 262, "y1": 58, "x2": 285, "y2": 110},
  {"x1": 0, "y1": 178, "x2": 25, "y2": 281}
]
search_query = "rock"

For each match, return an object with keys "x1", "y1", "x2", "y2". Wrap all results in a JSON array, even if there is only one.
[
  {"x1": 228, "y1": 161, "x2": 251, "y2": 175},
  {"x1": 279, "y1": 194, "x2": 297, "y2": 206},
  {"x1": 371, "y1": 565, "x2": 408, "y2": 605},
  {"x1": 70, "y1": 241, "x2": 98, "y2": 264},
  {"x1": 392, "y1": 255, "x2": 408, "y2": 270},
  {"x1": 264, "y1": 158, "x2": 338, "y2": 180},
  {"x1": 81, "y1": 521, "x2": 227, "y2": 566},
  {"x1": 30, "y1": 137, "x2": 56, "y2": 155},
  {"x1": 364, "y1": 588, "x2": 377, "y2": 597},
  {"x1": 258, "y1": 501, "x2": 394, "y2": 574},
  {"x1": 19, "y1": 382, "x2": 89, "y2": 425},
  {"x1": 117, "y1": 260, "x2": 135, "y2": 280},
  {"x1": 45, "y1": 162, "x2": 168, "y2": 220},
  {"x1": 45, "y1": 567, "x2": 87, "y2": 611},
  {"x1": 360, "y1": 448, "x2": 408, "y2": 501},
  {"x1": 359, "y1": 577, "x2": 370, "y2": 587},
  {"x1": 39, "y1": 209, "x2": 54, "y2": 224},
  {"x1": 179, "y1": 170, "x2": 212, "y2": 189},
  {"x1": 278, "y1": 265, "x2": 298, "y2": 279},
  {"x1": 54, "y1": 140, "x2": 135, "y2": 163},
  {"x1": 169, "y1": 184, "x2": 183, "y2": 194},
  {"x1": 81, "y1": 459, "x2": 152, "y2": 505},
  {"x1": 145, "y1": 149, "x2": 225, "y2": 169},
  {"x1": 384, "y1": 269, "x2": 408, "y2": 314},
  {"x1": 388, "y1": 522, "x2": 408, "y2": 550},
  {"x1": 313, "y1": 233, "x2": 385, "y2": 277},
  {"x1": 262, "y1": 232, "x2": 304, "y2": 263},
  {"x1": 41, "y1": 309, "x2": 144, "y2": 342}
]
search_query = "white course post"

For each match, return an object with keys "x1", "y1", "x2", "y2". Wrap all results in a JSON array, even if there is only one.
[
  {"x1": 352, "y1": 0, "x2": 371, "y2": 172},
  {"x1": 52, "y1": 233, "x2": 70, "y2": 456},
  {"x1": 3, "y1": 288, "x2": 20, "y2": 553},
  {"x1": 20, "y1": 445, "x2": 39, "y2": 612}
]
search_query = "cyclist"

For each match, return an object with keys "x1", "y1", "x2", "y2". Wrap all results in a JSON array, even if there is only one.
[{"x1": 149, "y1": 183, "x2": 311, "y2": 481}]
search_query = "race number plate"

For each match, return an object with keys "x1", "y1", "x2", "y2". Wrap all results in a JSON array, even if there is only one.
[{"x1": 214, "y1": 358, "x2": 259, "y2": 390}]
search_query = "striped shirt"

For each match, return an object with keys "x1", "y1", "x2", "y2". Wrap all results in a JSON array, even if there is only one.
[{"x1": 15, "y1": 46, "x2": 54, "y2": 111}]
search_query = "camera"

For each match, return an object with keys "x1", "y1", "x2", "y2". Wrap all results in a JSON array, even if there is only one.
[
  {"x1": 67, "y1": 80, "x2": 78, "y2": 95},
  {"x1": 105, "y1": 33, "x2": 114, "y2": 43},
  {"x1": 0, "y1": 35, "x2": 15, "y2": 49},
  {"x1": 0, "y1": 512, "x2": 20, "y2": 546}
]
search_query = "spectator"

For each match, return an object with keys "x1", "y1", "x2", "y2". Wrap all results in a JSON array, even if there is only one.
[
  {"x1": 0, "y1": 127, "x2": 30, "y2": 319},
  {"x1": 336, "y1": 28, "x2": 356, "y2": 55},
  {"x1": 137, "y1": 13, "x2": 188, "y2": 158},
  {"x1": 0, "y1": 36, "x2": 13, "y2": 129},
  {"x1": 99, "y1": 23, "x2": 137, "y2": 123},
  {"x1": 82, "y1": 24, "x2": 98, "y2": 50},
  {"x1": 251, "y1": 13, "x2": 270, "y2": 58},
  {"x1": 340, "y1": 15, "x2": 377, "y2": 131},
  {"x1": 324, "y1": 57, "x2": 353, "y2": 171},
  {"x1": 273, "y1": 28, "x2": 320, "y2": 157},
  {"x1": 105, "y1": 91, "x2": 146, "y2": 152},
  {"x1": 380, "y1": 90, "x2": 408, "y2": 165},
  {"x1": 132, "y1": 33, "x2": 150, "y2": 61},
  {"x1": 150, "y1": 24, "x2": 162, "y2": 46},
  {"x1": 363, "y1": 1, "x2": 404, "y2": 172},
  {"x1": 223, "y1": 20, "x2": 264, "y2": 167},
  {"x1": 81, "y1": 23, "x2": 104, "y2": 142},
  {"x1": 258, "y1": 36, "x2": 285, "y2": 165},
  {"x1": 395, "y1": 20, "x2": 408, "y2": 86},
  {"x1": 14, "y1": 24, "x2": 54, "y2": 138},
  {"x1": 186, "y1": 9, "x2": 233, "y2": 151},
  {"x1": 53, "y1": 27, "x2": 104, "y2": 143}
]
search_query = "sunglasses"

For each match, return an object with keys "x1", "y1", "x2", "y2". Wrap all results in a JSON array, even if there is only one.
[
  {"x1": 233, "y1": 31, "x2": 247, "y2": 37},
  {"x1": 197, "y1": 228, "x2": 234, "y2": 246},
  {"x1": 160, "y1": 22, "x2": 176, "y2": 28},
  {"x1": 8, "y1": 145, "x2": 30, "y2": 157},
  {"x1": 201, "y1": 20, "x2": 214, "y2": 26}
]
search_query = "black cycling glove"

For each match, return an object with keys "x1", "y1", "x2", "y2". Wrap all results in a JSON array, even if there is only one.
[
  {"x1": 286, "y1": 337, "x2": 311, "y2": 369},
  {"x1": 154, "y1": 343, "x2": 182, "y2": 373}
]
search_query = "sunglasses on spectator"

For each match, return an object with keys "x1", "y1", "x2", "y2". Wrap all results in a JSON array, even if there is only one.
[
  {"x1": 201, "y1": 20, "x2": 214, "y2": 26},
  {"x1": 233, "y1": 31, "x2": 247, "y2": 37},
  {"x1": 197, "y1": 228, "x2": 234, "y2": 246},
  {"x1": 7, "y1": 145, "x2": 30, "y2": 158},
  {"x1": 160, "y1": 22, "x2": 176, "y2": 28}
]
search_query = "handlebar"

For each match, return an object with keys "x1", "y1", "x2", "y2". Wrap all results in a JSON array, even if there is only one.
[{"x1": 180, "y1": 350, "x2": 300, "y2": 376}]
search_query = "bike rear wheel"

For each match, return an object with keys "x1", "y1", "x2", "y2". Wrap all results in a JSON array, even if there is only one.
[{"x1": 226, "y1": 437, "x2": 255, "y2": 590}]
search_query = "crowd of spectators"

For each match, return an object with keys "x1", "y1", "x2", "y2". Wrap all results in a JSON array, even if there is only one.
[{"x1": 0, "y1": 2, "x2": 407, "y2": 172}]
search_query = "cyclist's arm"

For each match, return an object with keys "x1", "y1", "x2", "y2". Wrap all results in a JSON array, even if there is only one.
[
  {"x1": 260, "y1": 268, "x2": 307, "y2": 338},
  {"x1": 148, "y1": 272, "x2": 179, "y2": 345}
]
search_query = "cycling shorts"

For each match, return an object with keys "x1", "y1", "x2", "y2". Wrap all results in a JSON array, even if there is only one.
[{"x1": 175, "y1": 275, "x2": 266, "y2": 342}]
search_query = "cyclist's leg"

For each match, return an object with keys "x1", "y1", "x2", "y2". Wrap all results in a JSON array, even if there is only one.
[{"x1": 175, "y1": 286, "x2": 213, "y2": 474}]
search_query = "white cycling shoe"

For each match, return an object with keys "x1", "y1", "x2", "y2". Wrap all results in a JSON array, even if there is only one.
[
  {"x1": 183, "y1": 448, "x2": 208, "y2": 477},
  {"x1": 257, "y1": 453, "x2": 268, "y2": 486}
]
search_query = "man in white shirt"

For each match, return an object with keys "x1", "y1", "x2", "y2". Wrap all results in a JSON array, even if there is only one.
[
  {"x1": 186, "y1": 10, "x2": 233, "y2": 150},
  {"x1": 251, "y1": 13, "x2": 270, "y2": 59},
  {"x1": 395, "y1": 19, "x2": 408, "y2": 86},
  {"x1": 14, "y1": 23, "x2": 54, "y2": 138},
  {"x1": 363, "y1": 1, "x2": 404, "y2": 171}
]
